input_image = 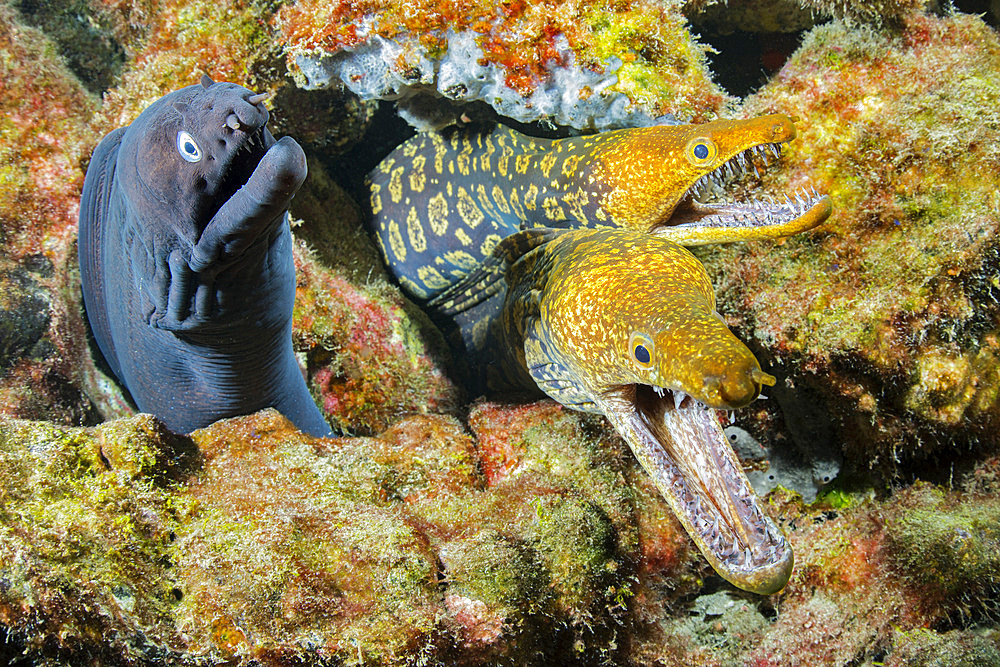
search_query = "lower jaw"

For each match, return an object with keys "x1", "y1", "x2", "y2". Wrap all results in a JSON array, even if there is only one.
[{"x1": 599, "y1": 385, "x2": 793, "y2": 594}]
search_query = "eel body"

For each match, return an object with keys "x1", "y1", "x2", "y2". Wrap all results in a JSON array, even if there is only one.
[
  {"x1": 79, "y1": 76, "x2": 332, "y2": 437},
  {"x1": 368, "y1": 116, "x2": 833, "y2": 301},
  {"x1": 430, "y1": 228, "x2": 794, "y2": 594}
]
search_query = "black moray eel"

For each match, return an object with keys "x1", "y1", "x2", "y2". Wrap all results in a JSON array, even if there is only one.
[
  {"x1": 79, "y1": 75, "x2": 332, "y2": 437},
  {"x1": 428, "y1": 227, "x2": 794, "y2": 594},
  {"x1": 368, "y1": 116, "x2": 832, "y2": 301}
]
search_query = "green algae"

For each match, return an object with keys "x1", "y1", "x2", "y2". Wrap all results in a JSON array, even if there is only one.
[
  {"x1": 1, "y1": 405, "x2": 685, "y2": 663},
  {"x1": 585, "y1": 4, "x2": 731, "y2": 122},
  {"x1": 887, "y1": 627, "x2": 1000, "y2": 667},
  {"x1": 885, "y1": 484, "x2": 1000, "y2": 609},
  {"x1": 0, "y1": 417, "x2": 187, "y2": 659},
  {"x1": 439, "y1": 529, "x2": 551, "y2": 618}
]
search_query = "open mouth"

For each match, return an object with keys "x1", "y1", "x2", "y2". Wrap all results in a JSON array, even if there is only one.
[
  {"x1": 659, "y1": 137, "x2": 832, "y2": 243},
  {"x1": 217, "y1": 123, "x2": 272, "y2": 201},
  {"x1": 598, "y1": 383, "x2": 793, "y2": 594}
]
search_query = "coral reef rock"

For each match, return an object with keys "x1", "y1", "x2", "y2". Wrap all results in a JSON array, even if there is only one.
[
  {"x1": 701, "y1": 13, "x2": 1000, "y2": 473},
  {"x1": 0, "y1": 406, "x2": 694, "y2": 664},
  {"x1": 277, "y1": 0, "x2": 730, "y2": 129}
]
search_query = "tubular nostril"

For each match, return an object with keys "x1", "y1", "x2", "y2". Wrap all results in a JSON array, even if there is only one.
[
  {"x1": 247, "y1": 91, "x2": 270, "y2": 105},
  {"x1": 751, "y1": 368, "x2": 776, "y2": 387}
]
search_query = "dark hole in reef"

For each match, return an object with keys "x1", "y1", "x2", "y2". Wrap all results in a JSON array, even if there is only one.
[
  {"x1": 757, "y1": 596, "x2": 778, "y2": 621},
  {"x1": 0, "y1": 628, "x2": 30, "y2": 666},
  {"x1": 946, "y1": 0, "x2": 999, "y2": 28},
  {"x1": 698, "y1": 29, "x2": 811, "y2": 98},
  {"x1": 171, "y1": 588, "x2": 183, "y2": 601},
  {"x1": 321, "y1": 100, "x2": 416, "y2": 202},
  {"x1": 16, "y1": 0, "x2": 126, "y2": 94}
]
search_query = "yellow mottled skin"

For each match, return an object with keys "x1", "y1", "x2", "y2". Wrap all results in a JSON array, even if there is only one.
[
  {"x1": 593, "y1": 115, "x2": 794, "y2": 229},
  {"x1": 369, "y1": 115, "x2": 832, "y2": 301},
  {"x1": 445, "y1": 228, "x2": 794, "y2": 594},
  {"x1": 535, "y1": 233, "x2": 768, "y2": 408}
]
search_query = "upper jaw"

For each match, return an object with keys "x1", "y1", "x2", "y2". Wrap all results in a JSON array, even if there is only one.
[{"x1": 598, "y1": 383, "x2": 793, "y2": 594}]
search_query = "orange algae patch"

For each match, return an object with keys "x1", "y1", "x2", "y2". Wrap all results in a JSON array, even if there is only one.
[
  {"x1": 467, "y1": 400, "x2": 567, "y2": 486},
  {"x1": 291, "y1": 242, "x2": 459, "y2": 435}
]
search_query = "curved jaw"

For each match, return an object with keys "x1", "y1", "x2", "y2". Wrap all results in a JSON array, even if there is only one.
[
  {"x1": 655, "y1": 137, "x2": 833, "y2": 245},
  {"x1": 598, "y1": 384, "x2": 793, "y2": 594}
]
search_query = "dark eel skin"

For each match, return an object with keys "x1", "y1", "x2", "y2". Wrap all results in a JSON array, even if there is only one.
[
  {"x1": 79, "y1": 75, "x2": 332, "y2": 437},
  {"x1": 429, "y1": 228, "x2": 794, "y2": 594}
]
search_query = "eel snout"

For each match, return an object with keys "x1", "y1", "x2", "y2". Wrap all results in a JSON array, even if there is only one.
[
  {"x1": 700, "y1": 362, "x2": 777, "y2": 410},
  {"x1": 600, "y1": 382, "x2": 793, "y2": 594}
]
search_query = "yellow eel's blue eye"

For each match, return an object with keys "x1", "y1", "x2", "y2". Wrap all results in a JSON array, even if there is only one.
[
  {"x1": 628, "y1": 331, "x2": 655, "y2": 370},
  {"x1": 634, "y1": 344, "x2": 650, "y2": 364},
  {"x1": 685, "y1": 136, "x2": 717, "y2": 165}
]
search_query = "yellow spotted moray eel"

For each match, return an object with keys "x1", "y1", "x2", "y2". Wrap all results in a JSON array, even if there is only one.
[
  {"x1": 368, "y1": 115, "x2": 832, "y2": 301},
  {"x1": 429, "y1": 227, "x2": 794, "y2": 594}
]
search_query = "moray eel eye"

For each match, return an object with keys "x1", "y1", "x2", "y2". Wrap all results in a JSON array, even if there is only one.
[
  {"x1": 176, "y1": 131, "x2": 203, "y2": 163},
  {"x1": 629, "y1": 331, "x2": 655, "y2": 369},
  {"x1": 685, "y1": 136, "x2": 717, "y2": 165}
]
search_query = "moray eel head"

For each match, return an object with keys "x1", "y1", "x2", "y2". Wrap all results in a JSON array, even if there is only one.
[
  {"x1": 595, "y1": 114, "x2": 832, "y2": 245},
  {"x1": 117, "y1": 74, "x2": 276, "y2": 245},
  {"x1": 534, "y1": 230, "x2": 793, "y2": 593}
]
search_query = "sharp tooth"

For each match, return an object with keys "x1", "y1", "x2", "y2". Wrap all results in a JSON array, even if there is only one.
[
  {"x1": 673, "y1": 391, "x2": 686, "y2": 411},
  {"x1": 770, "y1": 144, "x2": 781, "y2": 159},
  {"x1": 753, "y1": 164, "x2": 761, "y2": 179},
  {"x1": 744, "y1": 546, "x2": 752, "y2": 566}
]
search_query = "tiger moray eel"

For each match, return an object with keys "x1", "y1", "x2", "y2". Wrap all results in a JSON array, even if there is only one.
[
  {"x1": 78, "y1": 75, "x2": 332, "y2": 437},
  {"x1": 368, "y1": 115, "x2": 833, "y2": 300},
  {"x1": 429, "y1": 227, "x2": 794, "y2": 594}
]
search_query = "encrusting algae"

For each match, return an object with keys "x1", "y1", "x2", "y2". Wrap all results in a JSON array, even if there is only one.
[
  {"x1": 0, "y1": 407, "x2": 689, "y2": 664},
  {"x1": 3, "y1": 0, "x2": 1000, "y2": 662},
  {"x1": 703, "y1": 12, "x2": 1000, "y2": 471}
]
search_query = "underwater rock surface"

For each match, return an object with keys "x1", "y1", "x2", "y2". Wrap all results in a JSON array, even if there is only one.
[
  {"x1": 4, "y1": 410, "x2": 999, "y2": 664},
  {"x1": 702, "y1": 13, "x2": 1000, "y2": 474},
  {"x1": 2, "y1": 0, "x2": 1000, "y2": 663}
]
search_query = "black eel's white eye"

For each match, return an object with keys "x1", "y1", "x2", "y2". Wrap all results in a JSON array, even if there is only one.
[
  {"x1": 176, "y1": 131, "x2": 202, "y2": 163},
  {"x1": 685, "y1": 136, "x2": 717, "y2": 165},
  {"x1": 629, "y1": 331, "x2": 655, "y2": 370}
]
